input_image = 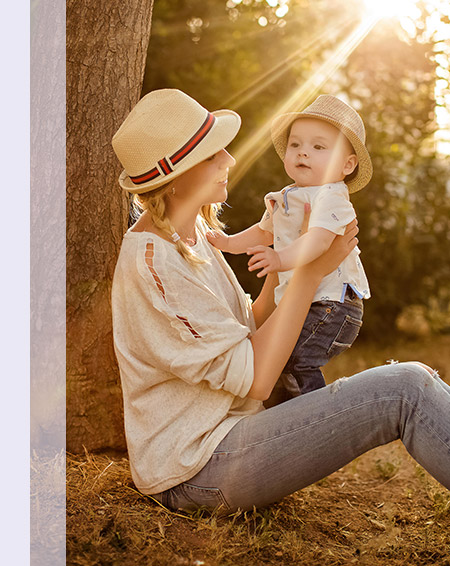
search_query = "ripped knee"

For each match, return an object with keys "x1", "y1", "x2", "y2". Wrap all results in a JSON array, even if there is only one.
[
  {"x1": 396, "y1": 361, "x2": 442, "y2": 391},
  {"x1": 406, "y1": 361, "x2": 437, "y2": 378},
  {"x1": 330, "y1": 376, "x2": 350, "y2": 393}
]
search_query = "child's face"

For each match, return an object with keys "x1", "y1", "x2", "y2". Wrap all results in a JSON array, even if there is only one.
[{"x1": 284, "y1": 118, "x2": 357, "y2": 187}]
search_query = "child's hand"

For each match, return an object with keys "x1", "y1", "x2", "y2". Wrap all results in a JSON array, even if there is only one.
[
  {"x1": 206, "y1": 230, "x2": 229, "y2": 251},
  {"x1": 247, "y1": 246, "x2": 282, "y2": 278}
]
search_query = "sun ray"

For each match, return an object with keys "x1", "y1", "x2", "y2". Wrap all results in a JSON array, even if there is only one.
[
  {"x1": 229, "y1": 17, "x2": 378, "y2": 189},
  {"x1": 222, "y1": 12, "x2": 359, "y2": 110}
]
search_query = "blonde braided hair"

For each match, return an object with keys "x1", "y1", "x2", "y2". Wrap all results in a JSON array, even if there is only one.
[{"x1": 134, "y1": 183, "x2": 225, "y2": 266}]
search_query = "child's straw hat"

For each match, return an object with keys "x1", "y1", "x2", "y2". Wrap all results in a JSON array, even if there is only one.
[
  {"x1": 271, "y1": 95, "x2": 373, "y2": 193},
  {"x1": 112, "y1": 89, "x2": 241, "y2": 194}
]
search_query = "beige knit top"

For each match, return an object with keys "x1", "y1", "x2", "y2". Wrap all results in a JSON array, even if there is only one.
[{"x1": 111, "y1": 226, "x2": 263, "y2": 494}]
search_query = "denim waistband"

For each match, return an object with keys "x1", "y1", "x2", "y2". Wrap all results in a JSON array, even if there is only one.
[{"x1": 313, "y1": 286, "x2": 363, "y2": 306}]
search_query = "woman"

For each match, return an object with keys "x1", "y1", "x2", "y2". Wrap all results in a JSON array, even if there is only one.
[{"x1": 111, "y1": 89, "x2": 450, "y2": 513}]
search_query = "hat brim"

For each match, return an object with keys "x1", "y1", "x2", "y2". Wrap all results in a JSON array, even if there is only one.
[
  {"x1": 271, "y1": 112, "x2": 373, "y2": 193},
  {"x1": 119, "y1": 109, "x2": 241, "y2": 194}
]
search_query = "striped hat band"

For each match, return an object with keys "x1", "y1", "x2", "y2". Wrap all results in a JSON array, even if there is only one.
[{"x1": 129, "y1": 113, "x2": 216, "y2": 185}]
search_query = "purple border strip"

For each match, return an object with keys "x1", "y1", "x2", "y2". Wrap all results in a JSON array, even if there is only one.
[{"x1": 30, "y1": 0, "x2": 66, "y2": 564}]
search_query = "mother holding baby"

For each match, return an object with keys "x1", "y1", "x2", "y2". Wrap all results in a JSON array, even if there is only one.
[{"x1": 111, "y1": 88, "x2": 450, "y2": 513}]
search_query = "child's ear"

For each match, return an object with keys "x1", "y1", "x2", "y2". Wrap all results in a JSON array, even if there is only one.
[{"x1": 343, "y1": 154, "x2": 358, "y2": 175}]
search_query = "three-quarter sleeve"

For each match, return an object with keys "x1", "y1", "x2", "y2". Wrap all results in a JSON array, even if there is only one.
[
  {"x1": 171, "y1": 336, "x2": 254, "y2": 397},
  {"x1": 121, "y1": 235, "x2": 255, "y2": 397}
]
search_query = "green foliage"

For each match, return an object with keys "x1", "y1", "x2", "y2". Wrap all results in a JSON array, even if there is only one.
[
  {"x1": 340, "y1": 18, "x2": 450, "y2": 339},
  {"x1": 144, "y1": 0, "x2": 450, "y2": 340}
]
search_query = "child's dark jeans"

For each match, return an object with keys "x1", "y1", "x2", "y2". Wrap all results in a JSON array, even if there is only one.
[{"x1": 284, "y1": 287, "x2": 363, "y2": 395}]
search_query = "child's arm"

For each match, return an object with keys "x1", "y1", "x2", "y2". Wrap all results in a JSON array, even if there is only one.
[
  {"x1": 248, "y1": 227, "x2": 336, "y2": 278},
  {"x1": 207, "y1": 223, "x2": 273, "y2": 254},
  {"x1": 279, "y1": 227, "x2": 336, "y2": 269}
]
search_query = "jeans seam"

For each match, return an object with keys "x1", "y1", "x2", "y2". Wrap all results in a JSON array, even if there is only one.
[
  {"x1": 248, "y1": 398, "x2": 402, "y2": 447},
  {"x1": 231, "y1": 395, "x2": 449, "y2": 452},
  {"x1": 401, "y1": 398, "x2": 450, "y2": 451},
  {"x1": 214, "y1": 397, "x2": 403, "y2": 453}
]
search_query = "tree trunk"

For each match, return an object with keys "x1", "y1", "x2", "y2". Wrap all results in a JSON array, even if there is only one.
[{"x1": 67, "y1": 0, "x2": 154, "y2": 452}]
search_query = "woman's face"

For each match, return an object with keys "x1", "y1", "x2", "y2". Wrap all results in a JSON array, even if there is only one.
[{"x1": 172, "y1": 149, "x2": 236, "y2": 207}]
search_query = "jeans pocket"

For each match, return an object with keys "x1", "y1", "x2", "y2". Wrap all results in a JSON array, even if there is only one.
[
  {"x1": 327, "y1": 313, "x2": 363, "y2": 358},
  {"x1": 165, "y1": 483, "x2": 230, "y2": 513}
]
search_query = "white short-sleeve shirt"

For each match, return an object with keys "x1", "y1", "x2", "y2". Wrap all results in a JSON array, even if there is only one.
[{"x1": 259, "y1": 181, "x2": 370, "y2": 305}]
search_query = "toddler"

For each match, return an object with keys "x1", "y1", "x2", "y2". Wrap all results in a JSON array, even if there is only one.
[{"x1": 208, "y1": 95, "x2": 372, "y2": 395}]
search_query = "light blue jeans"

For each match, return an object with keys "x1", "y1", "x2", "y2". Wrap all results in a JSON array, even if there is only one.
[{"x1": 154, "y1": 363, "x2": 450, "y2": 513}]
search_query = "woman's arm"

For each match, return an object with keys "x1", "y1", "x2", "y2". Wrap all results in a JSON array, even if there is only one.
[
  {"x1": 247, "y1": 219, "x2": 359, "y2": 400},
  {"x1": 251, "y1": 272, "x2": 279, "y2": 328}
]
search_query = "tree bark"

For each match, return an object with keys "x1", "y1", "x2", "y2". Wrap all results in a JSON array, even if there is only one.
[{"x1": 67, "y1": 0, "x2": 154, "y2": 452}]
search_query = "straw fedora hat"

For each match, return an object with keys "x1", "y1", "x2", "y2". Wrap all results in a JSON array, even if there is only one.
[
  {"x1": 112, "y1": 89, "x2": 241, "y2": 194},
  {"x1": 271, "y1": 95, "x2": 372, "y2": 193}
]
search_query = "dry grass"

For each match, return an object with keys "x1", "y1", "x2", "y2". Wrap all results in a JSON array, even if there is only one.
[{"x1": 67, "y1": 337, "x2": 450, "y2": 566}]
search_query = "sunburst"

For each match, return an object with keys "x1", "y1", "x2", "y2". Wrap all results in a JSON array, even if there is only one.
[{"x1": 230, "y1": 17, "x2": 377, "y2": 188}]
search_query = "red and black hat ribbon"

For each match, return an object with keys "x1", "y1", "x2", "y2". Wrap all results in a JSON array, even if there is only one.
[{"x1": 129, "y1": 113, "x2": 216, "y2": 185}]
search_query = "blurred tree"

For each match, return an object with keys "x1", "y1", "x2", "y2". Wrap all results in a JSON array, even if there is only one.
[
  {"x1": 66, "y1": 0, "x2": 154, "y2": 452},
  {"x1": 142, "y1": 0, "x2": 450, "y2": 341},
  {"x1": 340, "y1": 16, "x2": 450, "y2": 340}
]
